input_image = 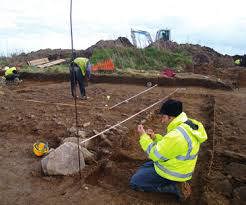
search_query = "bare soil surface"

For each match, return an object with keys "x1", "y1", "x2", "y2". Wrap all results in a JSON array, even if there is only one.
[{"x1": 0, "y1": 79, "x2": 245, "y2": 205}]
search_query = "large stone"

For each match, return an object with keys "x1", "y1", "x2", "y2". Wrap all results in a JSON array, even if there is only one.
[
  {"x1": 62, "y1": 137, "x2": 78, "y2": 144},
  {"x1": 63, "y1": 137, "x2": 92, "y2": 150},
  {"x1": 41, "y1": 142, "x2": 85, "y2": 175},
  {"x1": 51, "y1": 138, "x2": 95, "y2": 163}
]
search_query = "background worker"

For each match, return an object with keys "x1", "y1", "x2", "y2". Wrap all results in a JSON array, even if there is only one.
[
  {"x1": 130, "y1": 99, "x2": 207, "y2": 200},
  {"x1": 234, "y1": 59, "x2": 241, "y2": 66},
  {"x1": 4, "y1": 66, "x2": 20, "y2": 81},
  {"x1": 69, "y1": 57, "x2": 92, "y2": 100}
]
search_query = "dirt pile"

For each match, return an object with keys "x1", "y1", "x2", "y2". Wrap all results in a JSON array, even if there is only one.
[
  {"x1": 3, "y1": 37, "x2": 133, "y2": 66},
  {"x1": 84, "y1": 37, "x2": 134, "y2": 57},
  {"x1": 149, "y1": 40, "x2": 234, "y2": 72},
  {"x1": 24, "y1": 49, "x2": 73, "y2": 60},
  {"x1": 4, "y1": 49, "x2": 79, "y2": 66}
]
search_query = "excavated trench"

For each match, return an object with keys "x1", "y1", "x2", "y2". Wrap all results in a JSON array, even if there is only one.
[
  {"x1": 1, "y1": 78, "x2": 244, "y2": 205},
  {"x1": 82, "y1": 93, "x2": 216, "y2": 204},
  {"x1": 18, "y1": 72, "x2": 233, "y2": 90}
]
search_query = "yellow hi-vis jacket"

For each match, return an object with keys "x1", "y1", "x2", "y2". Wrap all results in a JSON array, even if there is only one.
[
  {"x1": 5, "y1": 67, "x2": 17, "y2": 77},
  {"x1": 139, "y1": 112, "x2": 207, "y2": 182},
  {"x1": 235, "y1": 59, "x2": 240, "y2": 65},
  {"x1": 74, "y1": 57, "x2": 89, "y2": 76}
]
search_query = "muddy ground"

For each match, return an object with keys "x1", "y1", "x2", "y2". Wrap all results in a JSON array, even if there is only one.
[{"x1": 0, "y1": 79, "x2": 245, "y2": 205}]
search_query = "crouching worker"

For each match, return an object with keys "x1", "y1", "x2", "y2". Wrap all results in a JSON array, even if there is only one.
[
  {"x1": 4, "y1": 66, "x2": 20, "y2": 82},
  {"x1": 130, "y1": 99, "x2": 207, "y2": 201},
  {"x1": 69, "y1": 57, "x2": 92, "y2": 100}
]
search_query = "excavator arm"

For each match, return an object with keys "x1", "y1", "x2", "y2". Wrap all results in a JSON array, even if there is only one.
[{"x1": 131, "y1": 29, "x2": 153, "y2": 47}]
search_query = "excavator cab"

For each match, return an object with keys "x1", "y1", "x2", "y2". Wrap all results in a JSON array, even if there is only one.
[{"x1": 155, "y1": 29, "x2": 171, "y2": 41}]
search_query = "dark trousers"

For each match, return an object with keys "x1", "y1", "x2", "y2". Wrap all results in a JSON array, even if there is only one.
[
  {"x1": 130, "y1": 161, "x2": 180, "y2": 197},
  {"x1": 5, "y1": 73, "x2": 19, "y2": 81},
  {"x1": 69, "y1": 65, "x2": 85, "y2": 97}
]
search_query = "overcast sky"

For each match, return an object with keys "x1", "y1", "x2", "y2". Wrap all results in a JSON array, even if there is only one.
[{"x1": 1, "y1": 0, "x2": 246, "y2": 56}]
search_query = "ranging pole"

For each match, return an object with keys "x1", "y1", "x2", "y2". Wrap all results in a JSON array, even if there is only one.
[{"x1": 70, "y1": 0, "x2": 82, "y2": 179}]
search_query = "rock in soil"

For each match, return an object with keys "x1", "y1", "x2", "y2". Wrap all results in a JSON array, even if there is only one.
[
  {"x1": 104, "y1": 160, "x2": 116, "y2": 174},
  {"x1": 78, "y1": 130, "x2": 87, "y2": 138},
  {"x1": 232, "y1": 186, "x2": 246, "y2": 205},
  {"x1": 80, "y1": 147, "x2": 96, "y2": 164},
  {"x1": 83, "y1": 122, "x2": 91, "y2": 128},
  {"x1": 41, "y1": 142, "x2": 85, "y2": 175},
  {"x1": 93, "y1": 130, "x2": 113, "y2": 147},
  {"x1": 62, "y1": 137, "x2": 95, "y2": 160},
  {"x1": 214, "y1": 179, "x2": 233, "y2": 197},
  {"x1": 63, "y1": 137, "x2": 94, "y2": 150},
  {"x1": 68, "y1": 126, "x2": 77, "y2": 135},
  {"x1": 63, "y1": 137, "x2": 78, "y2": 144},
  {"x1": 225, "y1": 162, "x2": 246, "y2": 182}
]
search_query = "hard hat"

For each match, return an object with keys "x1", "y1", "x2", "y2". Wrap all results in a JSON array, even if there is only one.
[
  {"x1": 33, "y1": 142, "x2": 49, "y2": 157},
  {"x1": 4, "y1": 66, "x2": 9, "y2": 71}
]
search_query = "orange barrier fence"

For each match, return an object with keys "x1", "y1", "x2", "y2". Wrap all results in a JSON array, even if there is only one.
[{"x1": 92, "y1": 59, "x2": 115, "y2": 72}]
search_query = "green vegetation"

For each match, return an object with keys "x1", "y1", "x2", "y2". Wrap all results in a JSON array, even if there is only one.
[
  {"x1": 1, "y1": 47, "x2": 192, "y2": 77},
  {"x1": 91, "y1": 47, "x2": 192, "y2": 71},
  {"x1": 20, "y1": 64, "x2": 69, "y2": 73}
]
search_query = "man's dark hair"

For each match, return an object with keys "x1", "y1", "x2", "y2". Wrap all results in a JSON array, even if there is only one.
[{"x1": 160, "y1": 99, "x2": 182, "y2": 117}]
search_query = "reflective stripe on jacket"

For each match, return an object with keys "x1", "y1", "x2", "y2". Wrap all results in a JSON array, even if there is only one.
[
  {"x1": 5, "y1": 67, "x2": 17, "y2": 76},
  {"x1": 73, "y1": 57, "x2": 89, "y2": 76},
  {"x1": 139, "y1": 112, "x2": 207, "y2": 182}
]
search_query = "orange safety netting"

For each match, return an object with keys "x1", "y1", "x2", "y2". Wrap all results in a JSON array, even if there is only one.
[{"x1": 91, "y1": 59, "x2": 115, "y2": 72}]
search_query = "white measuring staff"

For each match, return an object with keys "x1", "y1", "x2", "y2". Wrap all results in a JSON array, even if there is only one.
[
  {"x1": 80, "y1": 88, "x2": 180, "y2": 144},
  {"x1": 109, "y1": 84, "x2": 158, "y2": 110}
]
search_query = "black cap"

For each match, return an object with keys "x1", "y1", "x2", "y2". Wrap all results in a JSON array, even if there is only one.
[{"x1": 159, "y1": 99, "x2": 182, "y2": 117}]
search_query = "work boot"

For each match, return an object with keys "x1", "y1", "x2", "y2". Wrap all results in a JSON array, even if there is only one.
[
  {"x1": 72, "y1": 95, "x2": 79, "y2": 99},
  {"x1": 176, "y1": 182, "x2": 192, "y2": 202},
  {"x1": 79, "y1": 96, "x2": 88, "y2": 100}
]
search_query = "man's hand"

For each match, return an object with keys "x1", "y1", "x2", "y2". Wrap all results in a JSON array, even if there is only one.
[
  {"x1": 146, "y1": 129, "x2": 155, "y2": 139},
  {"x1": 137, "y1": 124, "x2": 146, "y2": 135}
]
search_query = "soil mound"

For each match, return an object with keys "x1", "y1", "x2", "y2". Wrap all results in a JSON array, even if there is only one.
[
  {"x1": 4, "y1": 37, "x2": 133, "y2": 65},
  {"x1": 25, "y1": 49, "x2": 72, "y2": 60},
  {"x1": 84, "y1": 37, "x2": 134, "y2": 57},
  {"x1": 5, "y1": 49, "x2": 82, "y2": 66},
  {"x1": 149, "y1": 40, "x2": 234, "y2": 68}
]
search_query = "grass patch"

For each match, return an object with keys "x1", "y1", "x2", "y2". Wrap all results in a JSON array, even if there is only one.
[
  {"x1": 91, "y1": 47, "x2": 192, "y2": 71},
  {"x1": 20, "y1": 64, "x2": 69, "y2": 73}
]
